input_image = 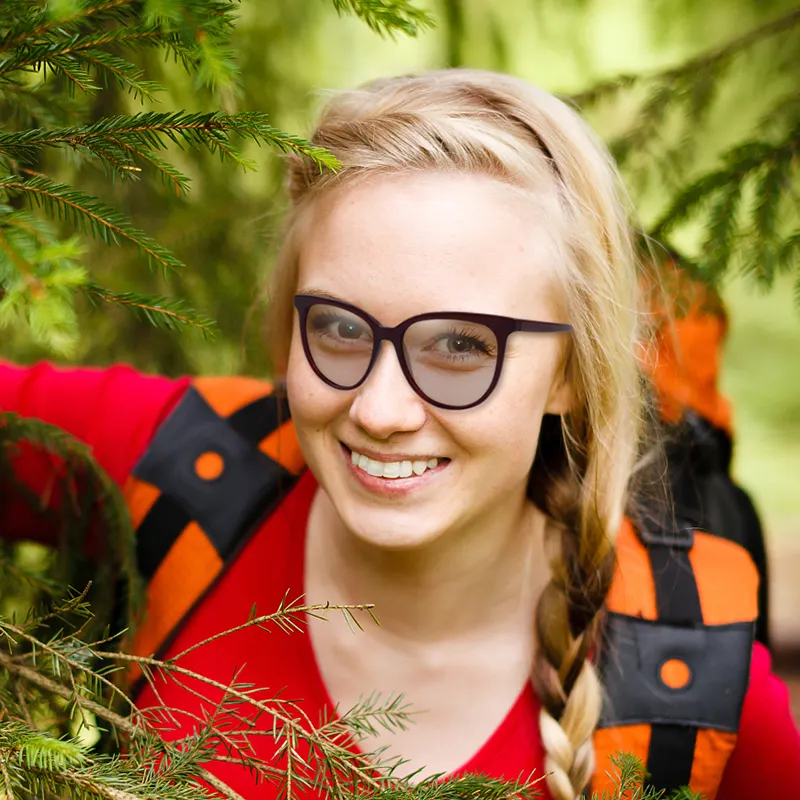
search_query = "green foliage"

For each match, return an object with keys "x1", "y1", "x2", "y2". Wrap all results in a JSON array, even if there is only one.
[
  {"x1": 0, "y1": 410, "x2": 142, "y2": 651},
  {"x1": 331, "y1": 0, "x2": 435, "y2": 37},
  {"x1": 0, "y1": 1, "x2": 355, "y2": 356},
  {"x1": 589, "y1": 753, "x2": 702, "y2": 799},
  {"x1": 436, "y1": 1, "x2": 800, "y2": 306},
  {"x1": 566, "y1": 4, "x2": 800, "y2": 300}
]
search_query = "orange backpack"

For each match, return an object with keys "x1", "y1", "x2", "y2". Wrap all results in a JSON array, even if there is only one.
[
  {"x1": 643, "y1": 255, "x2": 769, "y2": 647},
  {"x1": 124, "y1": 377, "x2": 757, "y2": 799}
]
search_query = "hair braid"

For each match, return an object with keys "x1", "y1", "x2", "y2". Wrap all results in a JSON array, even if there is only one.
[{"x1": 529, "y1": 415, "x2": 616, "y2": 800}]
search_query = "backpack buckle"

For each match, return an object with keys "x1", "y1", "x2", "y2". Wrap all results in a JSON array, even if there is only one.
[{"x1": 636, "y1": 515, "x2": 695, "y2": 549}]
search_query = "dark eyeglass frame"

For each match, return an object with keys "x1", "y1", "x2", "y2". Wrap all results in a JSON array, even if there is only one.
[{"x1": 293, "y1": 293, "x2": 573, "y2": 410}]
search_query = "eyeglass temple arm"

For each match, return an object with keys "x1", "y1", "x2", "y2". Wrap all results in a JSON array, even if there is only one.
[{"x1": 516, "y1": 320, "x2": 573, "y2": 333}]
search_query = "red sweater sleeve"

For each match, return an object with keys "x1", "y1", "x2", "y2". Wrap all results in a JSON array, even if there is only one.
[
  {"x1": 0, "y1": 361, "x2": 189, "y2": 545},
  {"x1": 717, "y1": 642, "x2": 800, "y2": 798}
]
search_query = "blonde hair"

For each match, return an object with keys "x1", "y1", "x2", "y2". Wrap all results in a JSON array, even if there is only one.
[{"x1": 269, "y1": 69, "x2": 644, "y2": 800}]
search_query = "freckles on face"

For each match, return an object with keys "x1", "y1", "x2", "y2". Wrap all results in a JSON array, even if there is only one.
[{"x1": 285, "y1": 171, "x2": 570, "y2": 546}]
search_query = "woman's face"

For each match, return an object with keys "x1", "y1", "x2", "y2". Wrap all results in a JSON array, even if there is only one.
[{"x1": 286, "y1": 171, "x2": 572, "y2": 550}]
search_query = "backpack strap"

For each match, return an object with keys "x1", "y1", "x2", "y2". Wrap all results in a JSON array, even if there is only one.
[
  {"x1": 665, "y1": 410, "x2": 771, "y2": 647},
  {"x1": 593, "y1": 517, "x2": 758, "y2": 799},
  {"x1": 123, "y1": 377, "x2": 305, "y2": 667}
]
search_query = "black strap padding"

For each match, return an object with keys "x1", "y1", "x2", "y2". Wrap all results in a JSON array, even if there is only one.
[
  {"x1": 727, "y1": 482, "x2": 770, "y2": 647},
  {"x1": 598, "y1": 613, "x2": 754, "y2": 731},
  {"x1": 135, "y1": 495, "x2": 192, "y2": 579},
  {"x1": 228, "y1": 392, "x2": 290, "y2": 445},
  {"x1": 665, "y1": 412, "x2": 770, "y2": 647},
  {"x1": 646, "y1": 725, "x2": 699, "y2": 794},
  {"x1": 665, "y1": 411, "x2": 733, "y2": 533},
  {"x1": 132, "y1": 386, "x2": 295, "y2": 576},
  {"x1": 647, "y1": 544, "x2": 703, "y2": 626},
  {"x1": 644, "y1": 535, "x2": 703, "y2": 790}
]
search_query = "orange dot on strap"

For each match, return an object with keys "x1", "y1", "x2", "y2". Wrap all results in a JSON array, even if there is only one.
[
  {"x1": 194, "y1": 451, "x2": 225, "y2": 481},
  {"x1": 660, "y1": 658, "x2": 692, "y2": 690}
]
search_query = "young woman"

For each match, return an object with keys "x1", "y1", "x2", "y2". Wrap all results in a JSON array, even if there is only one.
[{"x1": 2, "y1": 69, "x2": 798, "y2": 800}]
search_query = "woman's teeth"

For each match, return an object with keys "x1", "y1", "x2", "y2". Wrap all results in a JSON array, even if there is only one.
[{"x1": 350, "y1": 449, "x2": 439, "y2": 479}]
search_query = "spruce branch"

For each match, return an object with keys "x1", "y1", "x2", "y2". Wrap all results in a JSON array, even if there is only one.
[
  {"x1": 0, "y1": 597, "x2": 698, "y2": 800},
  {"x1": 140, "y1": 0, "x2": 241, "y2": 93},
  {"x1": 0, "y1": 655, "x2": 247, "y2": 800},
  {"x1": 0, "y1": 412, "x2": 143, "y2": 636},
  {"x1": 0, "y1": 111, "x2": 339, "y2": 174},
  {"x1": 0, "y1": 26, "x2": 165, "y2": 77},
  {"x1": 107, "y1": 141, "x2": 190, "y2": 194},
  {"x1": 68, "y1": 50, "x2": 162, "y2": 101},
  {"x1": 0, "y1": 211, "x2": 207, "y2": 349},
  {"x1": 0, "y1": 602, "x2": 400, "y2": 800},
  {"x1": 168, "y1": 596, "x2": 377, "y2": 663},
  {"x1": 83, "y1": 282, "x2": 218, "y2": 338},
  {"x1": 0, "y1": 175, "x2": 185, "y2": 274},
  {"x1": 568, "y1": 5, "x2": 800, "y2": 107},
  {"x1": 99, "y1": 651, "x2": 400, "y2": 795},
  {"x1": 327, "y1": 692, "x2": 416, "y2": 739},
  {"x1": 0, "y1": 45, "x2": 158, "y2": 102},
  {"x1": 47, "y1": 55, "x2": 100, "y2": 95},
  {"x1": 0, "y1": 0, "x2": 133, "y2": 55},
  {"x1": 331, "y1": 0, "x2": 436, "y2": 37},
  {"x1": 652, "y1": 124, "x2": 799, "y2": 249}
]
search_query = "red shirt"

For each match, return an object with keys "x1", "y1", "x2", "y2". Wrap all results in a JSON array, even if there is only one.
[{"x1": 2, "y1": 361, "x2": 799, "y2": 799}]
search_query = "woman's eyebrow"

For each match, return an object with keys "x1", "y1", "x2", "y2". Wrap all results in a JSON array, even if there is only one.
[{"x1": 297, "y1": 287, "x2": 346, "y2": 302}]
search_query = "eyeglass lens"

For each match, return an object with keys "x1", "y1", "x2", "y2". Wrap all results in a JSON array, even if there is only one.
[{"x1": 304, "y1": 302, "x2": 499, "y2": 407}]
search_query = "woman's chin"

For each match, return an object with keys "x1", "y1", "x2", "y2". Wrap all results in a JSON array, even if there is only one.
[{"x1": 342, "y1": 506, "x2": 451, "y2": 551}]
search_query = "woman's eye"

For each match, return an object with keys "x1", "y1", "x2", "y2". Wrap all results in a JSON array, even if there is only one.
[
  {"x1": 336, "y1": 320, "x2": 365, "y2": 339},
  {"x1": 433, "y1": 334, "x2": 489, "y2": 356},
  {"x1": 309, "y1": 312, "x2": 370, "y2": 342},
  {"x1": 443, "y1": 335, "x2": 479, "y2": 354}
]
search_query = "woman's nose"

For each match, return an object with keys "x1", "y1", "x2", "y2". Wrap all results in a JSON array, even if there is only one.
[{"x1": 348, "y1": 342, "x2": 427, "y2": 439}]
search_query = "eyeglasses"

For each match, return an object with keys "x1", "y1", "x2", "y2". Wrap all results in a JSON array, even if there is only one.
[{"x1": 293, "y1": 294, "x2": 573, "y2": 410}]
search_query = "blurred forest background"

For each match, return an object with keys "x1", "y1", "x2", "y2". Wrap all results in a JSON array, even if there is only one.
[{"x1": 3, "y1": 0, "x2": 799, "y2": 640}]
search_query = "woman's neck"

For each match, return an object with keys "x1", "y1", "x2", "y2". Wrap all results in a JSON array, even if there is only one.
[{"x1": 304, "y1": 485, "x2": 549, "y2": 642}]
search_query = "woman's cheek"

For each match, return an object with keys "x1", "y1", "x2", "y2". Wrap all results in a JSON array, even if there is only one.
[
  {"x1": 287, "y1": 346, "x2": 328, "y2": 422},
  {"x1": 485, "y1": 378, "x2": 550, "y2": 474}
]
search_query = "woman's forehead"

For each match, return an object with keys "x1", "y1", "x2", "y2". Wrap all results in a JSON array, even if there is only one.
[{"x1": 297, "y1": 171, "x2": 565, "y2": 321}]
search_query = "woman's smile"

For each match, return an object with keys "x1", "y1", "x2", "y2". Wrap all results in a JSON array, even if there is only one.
[{"x1": 341, "y1": 443, "x2": 451, "y2": 497}]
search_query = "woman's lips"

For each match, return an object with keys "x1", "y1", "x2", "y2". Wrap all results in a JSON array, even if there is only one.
[{"x1": 340, "y1": 444, "x2": 448, "y2": 497}]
